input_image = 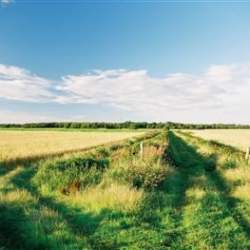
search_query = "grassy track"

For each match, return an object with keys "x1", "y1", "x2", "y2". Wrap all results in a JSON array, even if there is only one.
[
  {"x1": 169, "y1": 131, "x2": 250, "y2": 249},
  {"x1": 1, "y1": 130, "x2": 250, "y2": 249}
]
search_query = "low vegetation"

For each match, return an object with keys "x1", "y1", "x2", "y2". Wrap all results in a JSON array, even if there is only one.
[
  {"x1": 168, "y1": 131, "x2": 250, "y2": 249},
  {"x1": 0, "y1": 130, "x2": 171, "y2": 249},
  {"x1": 0, "y1": 129, "x2": 250, "y2": 249}
]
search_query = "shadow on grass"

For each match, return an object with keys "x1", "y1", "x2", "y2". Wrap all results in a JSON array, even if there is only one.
[
  {"x1": 4, "y1": 131, "x2": 249, "y2": 249},
  {"x1": 0, "y1": 133, "x2": 164, "y2": 249},
  {"x1": 4, "y1": 163, "x2": 135, "y2": 249},
  {"x1": 209, "y1": 168, "x2": 250, "y2": 235},
  {"x1": 7, "y1": 166, "x2": 126, "y2": 249},
  {"x1": 2, "y1": 134, "x2": 176, "y2": 249},
  {"x1": 173, "y1": 132, "x2": 250, "y2": 243},
  {"x1": 0, "y1": 167, "x2": 8, "y2": 177},
  {"x1": 0, "y1": 201, "x2": 45, "y2": 250},
  {"x1": 130, "y1": 132, "x2": 207, "y2": 248}
]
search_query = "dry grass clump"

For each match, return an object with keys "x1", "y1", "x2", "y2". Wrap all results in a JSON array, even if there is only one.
[{"x1": 63, "y1": 183, "x2": 143, "y2": 212}]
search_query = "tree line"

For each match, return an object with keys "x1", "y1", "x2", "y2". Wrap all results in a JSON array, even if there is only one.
[{"x1": 0, "y1": 121, "x2": 250, "y2": 129}]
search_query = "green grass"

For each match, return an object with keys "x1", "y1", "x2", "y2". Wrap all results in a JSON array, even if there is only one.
[
  {"x1": 0, "y1": 131, "x2": 170, "y2": 249},
  {"x1": 0, "y1": 130, "x2": 250, "y2": 249},
  {"x1": 173, "y1": 131, "x2": 250, "y2": 248}
]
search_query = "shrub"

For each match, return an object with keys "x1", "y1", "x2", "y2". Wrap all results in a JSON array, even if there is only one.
[
  {"x1": 205, "y1": 154, "x2": 217, "y2": 172},
  {"x1": 110, "y1": 159, "x2": 168, "y2": 189},
  {"x1": 95, "y1": 147, "x2": 111, "y2": 158},
  {"x1": 33, "y1": 156, "x2": 109, "y2": 193},
  {"x1": 223, "y1": 158, "x2": 237, "y2": 169},
  {"x1": 109, "y1": 143, "x2": 122, "y2": 151},
  {"x1": 127, "y1": 160, "x2": 168, "y2": 189}
]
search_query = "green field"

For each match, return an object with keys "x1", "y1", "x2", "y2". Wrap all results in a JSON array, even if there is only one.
[{"x1": 0, "y1": 129, "x2": 250, "y2": 249}]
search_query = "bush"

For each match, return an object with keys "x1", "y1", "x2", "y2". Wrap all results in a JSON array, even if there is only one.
[
  {"x1": 33, "y1": 156, "x2": 109, "y2": 193},
  {"x1": 109, "y1": 143, "x2": 122, "y2": 151},
  {"x1": 110, "y1": 159, "x2": 168, "y2": 189},
  {"x1": 95, "y1": 147, "x2": 111, "y2": 158},
  {"x1": 127, "y1": 160, "x2": 168, "y2": 189}
]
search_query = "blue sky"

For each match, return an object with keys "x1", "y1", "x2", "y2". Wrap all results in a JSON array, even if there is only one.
[{"x1": 0, "y1": 1, "x2": 250, "y2": 123}]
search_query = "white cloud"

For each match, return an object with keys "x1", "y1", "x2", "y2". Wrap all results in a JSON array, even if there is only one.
[
  {"x1": 0, "y1": 64, "x2": 55, "y2": 102},
  {"x1": 0, "y1": 0, "x2": 13, "y2": 6},
  {"x1": 0, "y1": 63, "x2": 250, "y2": 122},
  {"x1": 58, "y1": 64, "x2": 250, "y2": 114}
]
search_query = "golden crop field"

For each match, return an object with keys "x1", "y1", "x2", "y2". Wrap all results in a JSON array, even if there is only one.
[
  {"x1": 0, "y1": 130, "x2": 144, "y2": 163},
  {"x1": 190, "y1": 129, "x2": 250, "y2": 151}
]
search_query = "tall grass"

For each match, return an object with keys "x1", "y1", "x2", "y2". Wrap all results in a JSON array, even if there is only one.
[
  {"x1": 62, "y1": 183, "x2": 143, "y2": 212},
  {"x1": 0, "y1": 130, "x2": 145, "y2": 166}
]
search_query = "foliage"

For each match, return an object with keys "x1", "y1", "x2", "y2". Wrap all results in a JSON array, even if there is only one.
[
  {"x1": 119, "y1": 159, "x2": 168, "y2": 189},
  {"x1": 33, "y1": 156, "x2": 109, "y2": 193},
  {"x1": 1, "y1": 121, "x2": 250, "y2": 129}
]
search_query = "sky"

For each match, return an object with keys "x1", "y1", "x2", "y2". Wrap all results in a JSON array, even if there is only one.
[{"x1": 0, "y1": 0, "x2": 250, "y2": 124}]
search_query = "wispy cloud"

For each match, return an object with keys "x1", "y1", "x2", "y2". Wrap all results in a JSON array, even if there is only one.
[
  {"x1": 0, "y1": 64, "x2": 55, "y2": 102},
  {"x1": 0, "y1": 63, "x2": 250, "y2": 121},
  {"x1": 0, "y1": 0, "x2": 14, "y2": 6}
]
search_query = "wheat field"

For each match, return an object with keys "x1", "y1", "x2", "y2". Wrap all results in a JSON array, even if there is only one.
[
  {"x1": 0, "y1": 130, "x2": 144, "y2": 163},
  {"x1": 189, "y1": 129, "x2": 250, "y2": 151}
]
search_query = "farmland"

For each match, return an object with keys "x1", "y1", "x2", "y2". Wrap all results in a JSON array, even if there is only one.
[
  {"x1": 0, "y1": 129, "x2": 250, "y2": 249},
  {"x1": 0, "y1": 129, "x2": 144, "y2": 164},
  {"x1": 190, "y1": 129, "x2": 250, "y2": 151}
]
